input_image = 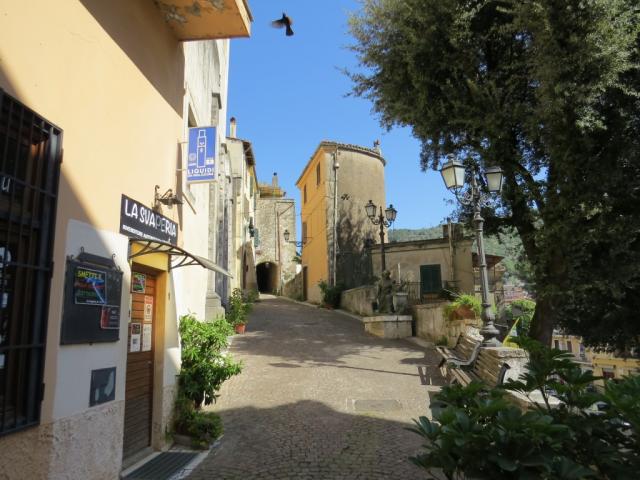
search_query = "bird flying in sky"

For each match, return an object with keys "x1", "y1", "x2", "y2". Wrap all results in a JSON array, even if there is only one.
[{"x1": 271, "y1": 13, "x2": 294, "y2": 36}]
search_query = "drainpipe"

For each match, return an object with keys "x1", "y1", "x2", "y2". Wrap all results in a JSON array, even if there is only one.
[
  {"x1": 448, "y1": 217, "x2": 456, "y2": 290},
  {"x1": 332, "y1": 146, "x2": 340, "y2": 286}
]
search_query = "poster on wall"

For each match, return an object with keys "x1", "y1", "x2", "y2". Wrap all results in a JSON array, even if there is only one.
[
  {"x1": 187, "y1": 126, "x2": 216, "y2": 183},
  {"x1": 132, "y1": 272, "x2": 146, "y2": 293},
  {"x1": 74, "y1": 266, "x2": 107, "y2": 305},
  {"x1": 143, "y1": 295, "x2": 153, "y2": 322},
  {"x1": 100, "y1": 305, "x2": 120, "y2": 330},
  {"x1": 142, "y1": 324, "x2": 152, "y2": 352},
  {"x1": 130, "y1": 323, "x2": 141, "y2": 352}
]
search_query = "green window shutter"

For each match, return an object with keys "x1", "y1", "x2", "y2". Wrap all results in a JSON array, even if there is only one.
[
  {"x1": 253, "y1": 228, "x2": 260, "y2": 246},
  {"x1": 420, "y1": 265, "x2": 442, "y2": 294}
]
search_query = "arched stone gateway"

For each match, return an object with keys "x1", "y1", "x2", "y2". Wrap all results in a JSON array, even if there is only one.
[{"x1": 256, "y1": 261, "x2": 280, "y2": 293}]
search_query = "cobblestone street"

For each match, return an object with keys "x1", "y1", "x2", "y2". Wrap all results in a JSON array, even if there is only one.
[{"x1": 186, "y1": 296, "x2": 443, "y2": 480}]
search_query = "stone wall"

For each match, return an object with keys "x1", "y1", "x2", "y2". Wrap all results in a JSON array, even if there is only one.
[
  {"x1": 412, "y1": 302, "x2": 482, "y2": 346},
  {"x1": 341, "y1": 285, "x2": 376, "y2": 316},
  {"x1": 282, "y1": 269, "x2": 303, "y2": 300},
  {"x1": 255, "y1": 197, "x2": 297, "y2": 291}
]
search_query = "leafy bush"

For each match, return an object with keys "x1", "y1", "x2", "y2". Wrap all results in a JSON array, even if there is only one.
[
  {"x1": 226, "y1": 288, "x2": 251, "y2": 327},
  {"x1": 318, "y1": 280, "x2": 345, "y2": 308},
  {"x1": 503, "y1": 299, "x2": 536, "y2": 336},
  {"x1": 244, "y1": 288, "x2": 260, "y2": 304},
  {"x1": 410, "y1": 339, "x2": 640, "y2": 479},
  {"x1": 173, "y1": 394, "x2": 224, "y2": 449},
  {"x1": 435, "y1": 335, "x2": 449, "y2": 346},
  {"x1": 443, "y1": 293, "x2": 482, "y2": 320},
  {"x1": 178, "y1": 314, "x2": 242, "y2": 408}
]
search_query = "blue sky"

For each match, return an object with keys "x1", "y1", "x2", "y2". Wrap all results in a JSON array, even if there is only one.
[{"x1": 227, "y1": 1, "x2": 453, "y2": 232}]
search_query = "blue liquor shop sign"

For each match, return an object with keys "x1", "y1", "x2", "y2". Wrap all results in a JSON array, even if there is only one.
[{"x1": 187, "y1": 126, "x2": 216, "y2": 183}]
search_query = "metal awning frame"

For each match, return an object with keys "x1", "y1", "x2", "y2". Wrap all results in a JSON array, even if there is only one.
[{"x1": 129, "y1": 239, "x2": 232, "y2": 277}]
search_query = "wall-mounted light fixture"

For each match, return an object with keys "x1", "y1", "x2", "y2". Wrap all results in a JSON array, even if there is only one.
[
  {"x1": 154, "y1": 185, "x2": 183, "y2": 210},
  {"x1": 248, "y1": 218, "x2": 255, "y2": 238}
]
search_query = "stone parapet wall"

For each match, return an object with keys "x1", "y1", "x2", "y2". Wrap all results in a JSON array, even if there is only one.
[
  {"x1": 413, "y1": 302, "x2": 482, "y2": 345},
  {"x1": 341, "y1": 285, "x2": 376, "y2": 316}
]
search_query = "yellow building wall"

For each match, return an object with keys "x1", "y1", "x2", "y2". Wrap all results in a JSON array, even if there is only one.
[
  {"x1": 298, "y1": 149, "x2": 329, "y2": 303},
  {"x1": 0, "y1": 1, "x2": 192, "y2": 477}
]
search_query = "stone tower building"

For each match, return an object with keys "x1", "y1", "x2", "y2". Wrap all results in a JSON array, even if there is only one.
[
  {"x1": 254, "y1": 173, "x2": 298, "y2": 294},
  {"x1": 296, "y1": 141, "x2": 386, "y2": 303}
]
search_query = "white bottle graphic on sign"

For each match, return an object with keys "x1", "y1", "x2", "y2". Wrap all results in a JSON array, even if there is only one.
[{"x1": 197, "y1": 130, "x2": 207, "y2": 168}]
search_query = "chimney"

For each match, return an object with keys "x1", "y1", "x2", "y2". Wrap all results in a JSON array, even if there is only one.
[
  {"x1": 272, "y1": 172, "x2": 278, "y2": 188},
  {"x1": 229, "y1": 117, "x2": 237, "y2": 137}
]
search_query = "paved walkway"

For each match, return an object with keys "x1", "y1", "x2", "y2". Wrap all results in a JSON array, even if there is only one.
[{"x1": 186, "y1": 296, "x2": 444, "y2": 480}]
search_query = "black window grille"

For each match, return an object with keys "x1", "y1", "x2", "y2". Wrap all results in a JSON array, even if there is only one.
[{"x1": 0, "y1": 89, "x2": 61, "y2": 436}]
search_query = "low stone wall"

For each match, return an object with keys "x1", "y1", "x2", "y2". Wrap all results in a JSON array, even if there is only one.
[
  {"x1": 362, "y1": 315, "x2": 413, "y2": 339},
  {"x1": 413, "y1": 302, "x2": 482, "y2": 346},
  {"x1": 341, "y1": 285, "x2": 376, "y2": 316},
  {"x1": 282, "y1": 271, "x2": 303, "y2": 300}
]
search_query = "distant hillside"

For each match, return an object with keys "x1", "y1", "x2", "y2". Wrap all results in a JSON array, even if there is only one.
[{"x1": 388, "y1": 225, "x2": 530, "y2": 285}]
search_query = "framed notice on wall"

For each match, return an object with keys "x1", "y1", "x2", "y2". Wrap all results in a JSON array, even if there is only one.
[{"x1": 60, "y1": 252, "x2": 123, "y2": 344}]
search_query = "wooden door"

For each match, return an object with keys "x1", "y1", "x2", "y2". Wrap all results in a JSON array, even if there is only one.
[
  {"x1": 123, "y1": 270, "x2": 156, "y2": 459},
  {"x1": 302, "y1": 266, "x2": 308, "y2": 301}
]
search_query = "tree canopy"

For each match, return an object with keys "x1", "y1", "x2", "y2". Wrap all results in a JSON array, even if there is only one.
[{"x1": 349, "y1": 0, "x2": 640, "y2": 351}]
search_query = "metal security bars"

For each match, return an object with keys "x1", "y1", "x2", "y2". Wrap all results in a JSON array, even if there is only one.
[{"x1": 0, "y1": 89, "x2": 61, "y2": 436}]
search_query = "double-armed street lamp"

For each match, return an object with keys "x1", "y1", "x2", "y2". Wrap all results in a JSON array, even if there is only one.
[
  {"x1": 364, "y1": 200, "x2": 398, "y2": 273},
  {"x1": 440, "y1": 155, "x2": 504, "y2": 346}
]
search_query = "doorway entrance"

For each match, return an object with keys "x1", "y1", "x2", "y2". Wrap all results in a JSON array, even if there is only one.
[
  {"x1": 123, "y1": 268, "x2": 157, "y2": 460},
  {"x1": 256, "y1": 262, "x2": 279, "y2": 293}
]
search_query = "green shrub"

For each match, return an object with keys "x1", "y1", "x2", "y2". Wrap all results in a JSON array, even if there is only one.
[
  {"x1": 244, "y1": 288, "x2": 259, "y2": 304},
  {"x1": 410, "y1": 339, "x2": 640, "y2": 479},
  {"x1": 173, "y1": 394, "x2": 223, "y2": 449},
  {"x1": 318, "y1": 280, "x2": 345, "y2": 308},
  {"x1": 226, "y1": 288, "x2": 251, "y2": 327},
  {"x1": 443, "y1": 293, "x2": 482, "y2": 320},
  {"x1": 178, "y1": 314, "x2": 241, "y2": 408},
  {"x1": 503, "y1": 299, "x2": 536, "y2": 336}
]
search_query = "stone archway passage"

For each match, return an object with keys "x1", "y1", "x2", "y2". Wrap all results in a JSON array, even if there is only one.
[{"x1": 256, "y1": 262, "x2": 279, "y2": 293}]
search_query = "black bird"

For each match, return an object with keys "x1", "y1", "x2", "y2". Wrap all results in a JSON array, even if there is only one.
[{"x1": 271, "y1": 13, "x2": 294, "y2": 36}]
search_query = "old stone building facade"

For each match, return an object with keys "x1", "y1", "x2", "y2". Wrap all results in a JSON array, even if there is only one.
[
  {"x1": 296, "y1": 141, "x2": 386, "y2": 303},
  {"x1": 254, "y1": 174, "x2": 298, "y2": 294}
]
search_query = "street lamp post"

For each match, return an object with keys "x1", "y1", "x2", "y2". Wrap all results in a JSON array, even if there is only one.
[
  {"x1": 364, "y1": 200, "x2": 397, "y2": 273},
  {"x1": 440, "y1": 155, "x2": 504, "y2": 347}
]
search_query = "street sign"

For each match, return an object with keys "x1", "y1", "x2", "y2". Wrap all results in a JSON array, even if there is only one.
[{"x1": 187, "y1": 126, "x2": 216, "y2": 183}]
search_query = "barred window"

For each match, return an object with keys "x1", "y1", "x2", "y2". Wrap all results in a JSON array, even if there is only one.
[{"x1": 0, "y1": 89, "x2": 61, "y2": 435}]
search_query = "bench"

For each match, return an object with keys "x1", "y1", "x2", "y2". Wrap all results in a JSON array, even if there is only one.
[
  {"x1": 449, "y1": 360, "x2": 511, "y2": 388},
  {"x1": 435, "y1": 334, "x2": 482, "y2": 376}
]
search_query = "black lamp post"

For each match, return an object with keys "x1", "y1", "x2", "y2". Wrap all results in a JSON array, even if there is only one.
[
  {"x1": 364, "y1": 200, "x2": 397, "y2": 273},
  {"x1": 440, "y1": 155, "x2": 504, "y2": 346}
]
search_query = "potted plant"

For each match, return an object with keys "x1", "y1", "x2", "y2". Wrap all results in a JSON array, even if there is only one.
[
  {"x1": 226, "y1": 288, "x2": 250, "y2": 334},
  {"x1": 443, "y1": 294, "x2": 482, "y2": 321},
  {"x1": 173, "y1": 314, "x2": 241, "y2": 448}
]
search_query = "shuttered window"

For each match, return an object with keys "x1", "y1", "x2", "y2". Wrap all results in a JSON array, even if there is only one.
[
  {"x1": 0, "y1": 89, "x2": 61, "y2": 435},
  {"x1": 420, "y1": 264, "x2": 442, "y2": 295}
]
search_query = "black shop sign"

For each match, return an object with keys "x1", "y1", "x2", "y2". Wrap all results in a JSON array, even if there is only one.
[{"x1": 120, "y1": 195, "x2": 178, "y2": 245}]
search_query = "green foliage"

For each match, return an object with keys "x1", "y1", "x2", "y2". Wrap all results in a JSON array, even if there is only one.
[
  {"x1": 435, "y1": 335, "x2": 449, "y2": 347},
  {"x1": 244, "y1": 288, "x2": 259, "y2": 304},
  {"x1": 443, "y1": 293, "x2": 482, "y2": 321},
  {"x1": 410, "y1": 340, "x2": 640, "y2": 478},
  {"x1": 349, "y1": 0, "x2": 640, "y2": 351},
  {"x1": 318, "y1": 280, "x2": 345, "y2": 309},
  {"x1": 173, "y1": 394, "x2": 224, "y2": 449},
  {"x1": 178, "y1": 314, "x2": 242, "y2": 408},
  {"x1": 226, "y1": 288, "x2": 251, "y2": 327},
  {"x1": 503, "y1": 299, "x2": 536, "y2": 336}
]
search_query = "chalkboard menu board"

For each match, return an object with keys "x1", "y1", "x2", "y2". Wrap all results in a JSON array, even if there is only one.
[{"x1": 60, "y1": 252, "x2": 123, "y2": 344}]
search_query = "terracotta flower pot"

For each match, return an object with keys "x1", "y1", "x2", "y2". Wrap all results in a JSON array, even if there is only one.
[
  {"x1": 234, "y1": 323, "x2": 246, "y2": 334},
  {"x1": 450, "y1": 306, "x2": 476, "y2": 320}
]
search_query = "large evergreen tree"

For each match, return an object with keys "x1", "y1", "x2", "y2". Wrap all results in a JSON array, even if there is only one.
[{"x1": 349, "y1": 0, "x2": 640, "y2": 351}]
